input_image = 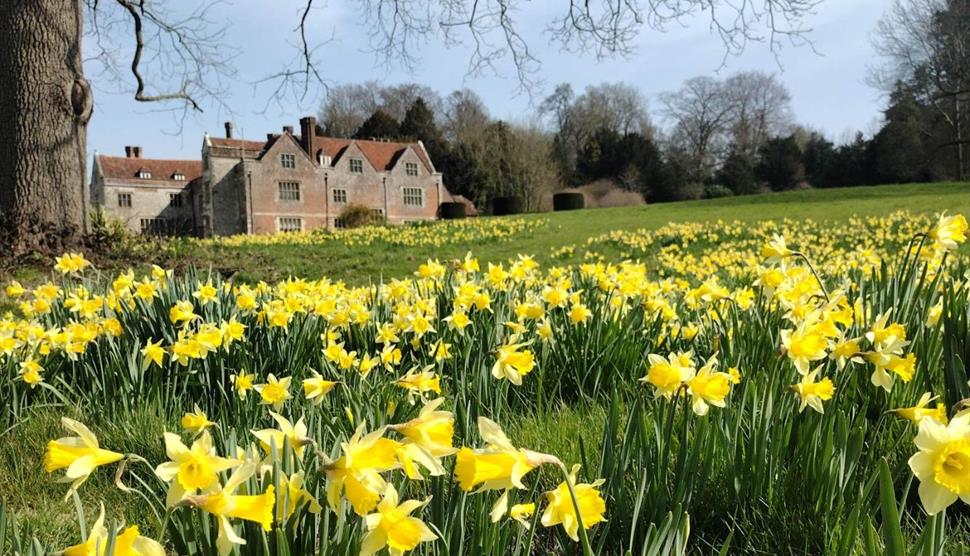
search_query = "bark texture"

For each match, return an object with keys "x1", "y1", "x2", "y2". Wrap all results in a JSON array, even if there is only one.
[{"x1": 0, "y1": 0, "x2": 90, "y2": 253}]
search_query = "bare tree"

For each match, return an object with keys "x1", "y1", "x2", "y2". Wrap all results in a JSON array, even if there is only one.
[
  {"x1": 318, "y1": 81, "x2": 383, "y2": 137},
  {"x1": 0, "y1": 0, "x2": 825, "y2": 249},
  {"x1": 442, "y1": 88, "x2": 491, "y2": 144},
  {"x1": 870, "y1": 0, "x2": 970, "y2": 179},
  {"x1": 660, "y1": 76, "x2": 734, "y2": 181},
  {"x1": 723, "y1": 71, "x2": 794, "y2": 159}
]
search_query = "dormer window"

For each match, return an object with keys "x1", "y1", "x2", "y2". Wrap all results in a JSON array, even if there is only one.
[
  {"x1": 405, "y1": 162, "x2": 418, "y2": 176},
  {"x1": 137, "y1": 169, "x2": 151, "y2": 179},
  {"x1": 173, "y1": 172, "x2": 186, "y2": 181},
  {"x1": 349, "y1": 158, "x2": 363, "y2": 173}
]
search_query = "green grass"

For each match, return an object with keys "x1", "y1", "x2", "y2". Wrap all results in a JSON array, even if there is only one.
[{"x1": 182, "y1": 182, "x2": 969, "y2": 284}]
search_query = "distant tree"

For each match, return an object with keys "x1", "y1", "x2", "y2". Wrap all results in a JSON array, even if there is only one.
[
  {"x1": 825, "y1": 134, "x2": 877, "y2": 187},
  {"x1": 575, "y1": 127, "x2": 663, "y2": 196},
  {"x1": 717, "y1": 150, "x2": 758, "y2": 194},
  {"x1": 756, "y1": 135, "x2": 805, "y2": 190},
  {"x1": 442, "y1": 89, "x2": 491, "y2": 145},
  {"x1": 353, "y1": 109, "x2": 402, "y2": 140},
  {"x1": 871, "y1": 0, "x2": 970, "y2": 180},
  {"x1": 401, "y1": 98, "x2": 448, "y2": 162},
  {"x1": 319, "y1": 82, "x2": 383, "y2": 137},
  {"x1": 379, "y1": 84, "x2": 444, "y2": 123},
  {"x1": 801, "y1": 132, "x2": 836, "y2": 187},
  {"x1": 660, "y1": 76, "x2": 734, "y2": 182},
  {"x1": 722, "y1": 71, "x2": 794, "y2": 160},
  {"x1": 871, "y1": 86, "x2": 933, "y2": 183},
  {"x1": 440, "y1": 143, "x2": 489, "y2": 208},
  {"x1": 648, "y1": 152, "x2": 689, "y2": 203}
]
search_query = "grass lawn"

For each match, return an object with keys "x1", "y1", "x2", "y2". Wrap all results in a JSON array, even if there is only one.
[{"x1": 180, "y1": 182, "x2": 969, "y2": 284}]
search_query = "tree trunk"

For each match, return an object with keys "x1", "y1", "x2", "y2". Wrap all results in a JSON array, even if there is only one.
[{"x1": 0, "y1": 0, "x2": 90, "y2": 254}]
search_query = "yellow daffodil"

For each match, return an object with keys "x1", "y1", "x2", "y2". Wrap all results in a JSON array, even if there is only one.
[
  {"x1": 640, "y1": 352, "x2": 695, "y2": 398},
  {"x1": 686, "y1": 356, "x2": 733, "y2": 416},
  {"x1": 230, "y1": 371, "x2": 255, "y2": 400},
  {"x1": 928, "y1": 212, "x2": 968, "y2": 250},
  {"x1": 359, "y1": 484, "x2": 437, "y2": 556},
  {"x1": 303, "y1": 370, "x2": 337, "y2": 404},
  {"x1": 893, "y1": 393, "x2": 949, "y2": 425},
  {"x1": 62, "y1": 503, "x2": 164, "y2": 556},
  {"x1": 541, "y1": 464, "x2": 607, "y2": 542},
  {"x1": 44, "y1": 418, "x2": 124, "y2": 501},
  {"x1": 323, "y1": 425, "x2": 401, "y2": 516},
  {"x1": 791, "y1": 369, "x2": 835, "y2": 414},
  {"x1": 251, "y1": 412, "x2": 310, "y2": 459},
  {"x1": 255, "y1": 373, "x2": 292, "y2": 411},
  {"x1": 907, "y1": 409, "x2": 970, "y2": 515},
  {"x1": 491, "y1": 342, "x2": 535, "y2": 386},
  {"x1": 181, "y1": 405, "x2": 215, "y2": 435},
  {"x1": 154, "y1": 430, "x2": 237, "y2": 506},
  {"x1": 19, "y1": 358, "x2": 43, "y2": 388},
  {"x1": 184, "y1": 463, "x2": 275, "y2": 556}
]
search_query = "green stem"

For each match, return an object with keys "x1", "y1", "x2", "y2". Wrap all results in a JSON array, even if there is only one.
[
  {"x1": 793, "y1": 251, "x2": 830, "y2": 304},
  {"x1": 557, "y1": 462, "x2": 595, "y2": 556}
]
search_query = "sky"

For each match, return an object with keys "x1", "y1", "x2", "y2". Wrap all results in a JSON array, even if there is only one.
[{"x1": 85, "y1": 0, "x2": 892, "y2": 162}]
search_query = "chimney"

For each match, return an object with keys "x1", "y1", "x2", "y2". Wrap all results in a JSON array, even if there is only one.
[
  {"x1": 283, "y1": 125, "x2": 294, "y2": 135},
  {"x1": 125, "y1": 146, "x2": 133, "y2": 158},
  {"x1": 127, "y1": 146, "x2": 142, "y2": 158},
  {"x1": 299, "y1": 116, "x2": 316, "y2": 157},
  {"x1": 224, "y1": 121, "x2": 234, "y2": 139}
]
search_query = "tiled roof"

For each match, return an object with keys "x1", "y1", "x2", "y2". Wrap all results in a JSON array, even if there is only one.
[
  {"x1": 209, "y1": 133, "x2": 434, "y2": 172},
  {"x1": 97, "y1": 155, "x2": 202, "y2": 182}
]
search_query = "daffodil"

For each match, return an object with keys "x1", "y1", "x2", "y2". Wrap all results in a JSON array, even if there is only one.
[
  {"x1": 640, "y1": 352, "x2": 694, "y2": 398},
  {"x1": 454, "y1": 417, "x2": 556, "y2": 521},
  {"x1": 791, "y1": 369, "x2": 835, "y2": 414},
  {"x1": 323, "y1": 425, "x2": 401, "y2": 516},
  {"x1": 359, "y1": 484, "x2": 437, "y2": 556},
  {"x1": 251, "y1": 412, "x2": 311, "y2": 459},
  {"x1": 275, "y1": 471, "x2": 321, "y2": 522},
  {"x1": 491, "y1": 342, "x2": 535, "y2": 386},
  {"x1": 255, "y1": 373, "x2": 292, "y2": 411},
  {"x1": 893, "y1": 393, "x2": 949, "y2": 425},
  {"x1": 181, "y1": 405, "x2": 215, "y2": 435},
  {"x1": 154, "y1": 430, "x2": 238, "y2": 507},
  {"x1": 686, "y1": 356, "x2": 732, "y2": 416},
  {"x1": 907, "y1": 409, "x2": 970, "y2": 515},
  {"x1": 541, "y1": 464, "x2": 607, "y2": 542},
  {"x1": 183, "y1": 463, "x2": 275, "y2": 556},
  {"x1": 62, "y1": 503, "x2": 164, "y2": 556},
  {"x1": 394, "y1": 366, "x2": 441, "y2": 403},
  {"x1": 44, "y1": 418, "x2": 124, "y2": 500},
  {"x1": 19, "y1": 358, "x2": 43, "y2": 387},
  {"x1": 928, "y1": 212, "x2": 968, "y2": 250},
  {"x1": 303, "y1": 370, "x2": 338, "y2": 404},
  {"x1": 230, "y1": 371, "x2": 255, "y2": 400},
  {"x1": 509, "y1": 502, "x2": 536, "y2": 528}
]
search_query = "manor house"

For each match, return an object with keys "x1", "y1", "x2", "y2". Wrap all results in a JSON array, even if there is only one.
[{"x1": 91, "y1": 116, "x2": 459, "y2": 236}]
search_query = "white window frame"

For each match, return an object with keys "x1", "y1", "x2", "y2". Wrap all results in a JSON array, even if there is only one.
[
  {"x1": 118, "y1": 192, "x2": 132, "y2": 208},
  {"x1": 278, "y1": 217, "x2": 303, "y2": 232},
  {"x1": 349, "y1": 158, "x2": 363, "y2": 173},
  {"x1": 332, "y1": 188, "x2": 347, "y2": 204},
  {"x1": 405, "y1": 162, "x2": 418, "y2": 176},
  {"x1": 278, "y1": 181, "x2": 301, "y2": 202},
  {"x1": 402, "y1": 187, "x2": 424, "y2": 207},
  {"x1": 280, "y1": 153, "x2": 296, "y2": 169},
  {"x1": 137, "y1": 170, "x2": 151, "y2": 179},
  {"x1": 173, "y1": 172, "x2": 186, "y2": 181}
]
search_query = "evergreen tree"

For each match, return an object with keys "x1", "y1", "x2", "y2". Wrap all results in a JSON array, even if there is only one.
[
  {"x1": 756, "y1": 135, "x2": 805, "y2": 190},
  {"x1": 717, "y1": 150, "x2": 758, "y2": 194},
  {"x1": 353, "y1": 109, "x2": 402, "y2": 140}
]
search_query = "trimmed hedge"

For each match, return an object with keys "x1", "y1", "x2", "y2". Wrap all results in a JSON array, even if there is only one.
[
  {"x1": 491, "y1": 196, "x2": 525, "y2": 216},
  {"x1": 553, "y1": 192, "x2": 585, "y2": 211},
  {"x1": 439, "y1": 202, "x2": 466, "y2": 219}
]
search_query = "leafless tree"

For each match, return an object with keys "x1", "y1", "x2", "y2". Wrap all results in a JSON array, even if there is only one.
[
  {"x1": 442, "y1": 88, "x2": 491, "y2": 144},
  {"x1": 318, "y1": 82, "x2": 443, "y2": 137},
  {"x1": 722, "y1": 71, "x2": 794, "y2": 158},
  {"x1": 660, "y1": 76, "x2": 734, "y2": 180},
  {"x1": 0, "y1": 0, "x2": 826, "y2": 249},
  {"x1": 869, "y1": 0, "x2": 969, "y2": 179}
]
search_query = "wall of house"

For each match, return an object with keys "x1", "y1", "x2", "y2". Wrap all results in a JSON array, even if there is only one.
[
  {"x1": 204, "y1": 153, "x2": 246, "y2": 236},
  {"x1": 97, "y1": 180, "x2": 194, "y2": 235},
  {"x1": 380, "y1": 147, "x2": 441, "y2": 224},
  {"x1": 247, "y1": 134, "x2": 329, "y2": 234}
]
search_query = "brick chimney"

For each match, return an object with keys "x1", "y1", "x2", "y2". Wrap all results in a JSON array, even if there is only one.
[
  {"x1": 224, "y1": 121, "x2": 234, "y2": 138},
  {"x1": 133, "y1": 146, "x2": 142, "y2": 158},
  {"x1": 299, "y1": 116, "x2": 316, "y2": 157},
  {"x1": 125, "y1": 146, "x2": 142, "y2": 158},
  {"x1": 125, "y1": 146, "x2": 133, "y2": 158},
  {"x1": 283, "y1": 125, "x2": 294, "y2": 135}
]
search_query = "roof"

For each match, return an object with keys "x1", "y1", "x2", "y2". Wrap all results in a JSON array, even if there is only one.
[
  {"x1": 208, "y1": 133, "x2": 434, "y2": 173},
  {"x1": 97, "y1": 155, "x2": 202, "y2": 183}
]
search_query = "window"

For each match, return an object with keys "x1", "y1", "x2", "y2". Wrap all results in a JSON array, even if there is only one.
[
  {"x1": 118, "y1": 193, "x2": 132, "y2": 208},
  {"x1": 349, "y1": 158, "x2": 363, "y2": 173},
  {"x1": 173, "y1": 172, "x2": 186, "y2": 181},
  {"x1": 332, "y1": 188, "x2": 347, "y2": 204},
  {"x1": 137, "y1": 170, "x2": 151, "y2": 179},
  {"x1": 169, "y1": 193, "x2": 183, "y2": 208},
  {"x1": 278, "y1": 181, "x2": 301, "y2": 202},
  {"x1": 333, "y1": 217, "x2": 347, "y2": 229},
  {"x1": 280, "y1": 153, "x2": 296, "y2": 169},
  {"x1": 278, "y1": 217, "x2": 303, "y2": 232},
  {"x1": 140, "y1": 218, "x2": 173, "y2": 236},
  {"x1": 405, "y1": 162, "x2": 418, "y2": 176},
  {"x1": 403, "y1": 187, "x2": 423, "y2": 207}
]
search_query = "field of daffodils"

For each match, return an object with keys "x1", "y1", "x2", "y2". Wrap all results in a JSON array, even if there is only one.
[{"x1": 0, "y1": 211, "x2": 968, "y2": 555}]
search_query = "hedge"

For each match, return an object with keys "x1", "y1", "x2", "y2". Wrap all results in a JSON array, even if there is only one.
[
  {"x1": 491, "y1": 196, "x2": 525, "y2": 215},
  {"x1": 552, "y1": 192, "x2": 585, "y2": 211},
  {"x1": 439, "y1": 202, "x2": 466, "y2": 219}
]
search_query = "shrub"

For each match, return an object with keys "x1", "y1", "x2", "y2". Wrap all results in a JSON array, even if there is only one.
[
  {"x1": 339, "y1": 204, "x2": 385, "y2": 228},
  {"x1": 491, "y1": 196, "x2": 525, "y2": 215},
  {"x1": 703, "y1": 184, "x2": 734, "y2": 199},
  {"x1": 438, "y1": 202, "x2": 466, "y2": 219},
  {"x1": 553, "y1": 192, "x2": 585, "y2": 211}
]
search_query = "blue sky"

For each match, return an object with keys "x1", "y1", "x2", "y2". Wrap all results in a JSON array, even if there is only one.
[{"x1": 86, "y1": 0, "x2": 891, "y2": 161}]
